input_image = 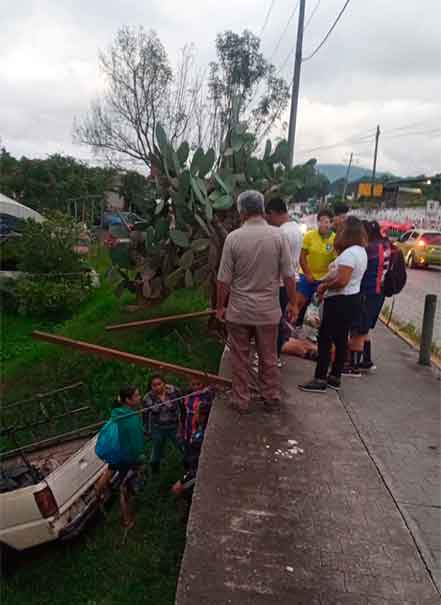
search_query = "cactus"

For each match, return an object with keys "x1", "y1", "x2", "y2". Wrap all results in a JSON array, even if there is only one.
[{"x1": 109, "y1": 122, "x2": 324, "y2": 302}]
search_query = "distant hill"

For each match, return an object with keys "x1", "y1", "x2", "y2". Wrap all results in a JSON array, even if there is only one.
[{"x1": 317, "y1": 163, "x2": 391, "y2": 183}]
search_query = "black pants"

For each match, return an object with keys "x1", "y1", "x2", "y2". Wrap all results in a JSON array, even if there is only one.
[
  {"x1": 315, "y1": 294, "x2": 361, "y2": 380},
  {"x1": 277, "y1": 286, "x2": 290, "y2": 356}
]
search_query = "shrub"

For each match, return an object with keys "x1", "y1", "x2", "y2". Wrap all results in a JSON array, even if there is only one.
[
  {"x1": 15, "y1": 275, "x2": 92, "y2": 318},
  {"x1": 11, "y1": 213, "x2": 93, "y2": 318},
  {"x1": 17, "y1": 212, "x2": 86, "y2": 274}
]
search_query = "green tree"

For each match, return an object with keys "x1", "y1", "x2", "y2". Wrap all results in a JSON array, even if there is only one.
[
  {"x1": 204, "y1": 30, "x2": 290, "y2": 154},
  {"x1": 0, "y1": 151, "x2": 113, "y2": 215}
]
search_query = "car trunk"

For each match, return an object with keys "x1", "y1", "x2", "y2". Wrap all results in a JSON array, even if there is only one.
[{"x1": 0, "y1": 437, "x2": 91, "y2": 494}]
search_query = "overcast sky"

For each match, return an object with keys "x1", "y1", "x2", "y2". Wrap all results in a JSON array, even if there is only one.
[{"x1": 1, "y1": 0, "x2": 440, "y2": 176}]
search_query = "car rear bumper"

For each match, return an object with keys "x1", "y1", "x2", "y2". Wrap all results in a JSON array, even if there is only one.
[{"x1": 415, "y1": 252, "x2": 441, "y2": 266}]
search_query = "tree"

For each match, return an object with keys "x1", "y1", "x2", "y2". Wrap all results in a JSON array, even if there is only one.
[
  {"x1": 74, "y1": 27, "x2": 203, "y2": 168},
  {"x1": 203, "y1": 30, "x2": 290, "y2": 155},
  {"x1": 75, "y1": 28, "x2": 290, "y2": 167},
  {"x1": 0, "y1": 150, "x2": 113, "y2": 216}
]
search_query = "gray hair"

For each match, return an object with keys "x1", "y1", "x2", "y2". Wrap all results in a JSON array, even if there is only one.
[{"x1": 237, "y1": 190, "x2": 265, "y2": 216}]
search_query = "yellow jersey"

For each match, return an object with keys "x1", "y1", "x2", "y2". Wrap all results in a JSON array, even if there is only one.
[{"x1": 301, "y1": 229, "x2": 336, "y2": 280}]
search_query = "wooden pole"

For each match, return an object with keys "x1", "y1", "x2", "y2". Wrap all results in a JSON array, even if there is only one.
[
  {"x1": 32, "y1": 331, "x2": 232, "y2": 388},
  {"x1": 106, "y1": 309, "x2": 215, "y2": 332}
]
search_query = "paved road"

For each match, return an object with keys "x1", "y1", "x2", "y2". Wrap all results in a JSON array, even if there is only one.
[
  {"x1": 342, "y1": 324, "x2": 441, "y2": 592},
  {"x1": 390, "y1": 266, "x2": 441, "y2": 346}
]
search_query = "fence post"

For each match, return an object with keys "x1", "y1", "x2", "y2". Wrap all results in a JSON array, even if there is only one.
[{"x1": 418, "y1": 294, "x2": 437, "y2": 366}]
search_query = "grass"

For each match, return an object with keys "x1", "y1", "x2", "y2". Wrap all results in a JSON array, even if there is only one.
[
  {"x1": 381, "y1": 304, "x2": 441, "y2": 359},
  {"x1": 1, "y1": 251, "x2": 223, "y2": 605}
]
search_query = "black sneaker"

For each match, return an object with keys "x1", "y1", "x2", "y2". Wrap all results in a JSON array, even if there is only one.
[
  {"x1": 327, "y1": 376, "x2": 341, "y2": 391},
  {"x1": 358, "y1": 361, "x2": 377, "y2": 372},
  {"x1": 341, "y1": 366, "x2": 362, "y2": 377},
  {"x1": 298, "y1": 379, "x2": 327, "y2": 393}
]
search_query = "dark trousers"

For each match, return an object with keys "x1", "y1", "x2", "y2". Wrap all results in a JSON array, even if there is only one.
[
  {"x1": 277, "y1": 286, "x2": 290, "y2": 356},
  {"x1": 315, "y1": 294, "x2": 361, "y2": 380}
]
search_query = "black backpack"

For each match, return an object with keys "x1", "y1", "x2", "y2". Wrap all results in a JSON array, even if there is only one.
[{"x1": 383, "y1": 243, "x2": 407, "y2": 297}]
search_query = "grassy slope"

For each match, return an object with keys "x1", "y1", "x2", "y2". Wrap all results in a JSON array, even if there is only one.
[{"x1": 1, "y1": 266, "x2": 222, "y2": 604}]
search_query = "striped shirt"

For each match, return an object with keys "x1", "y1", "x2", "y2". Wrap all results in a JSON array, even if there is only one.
[{"x1": 361, "y1": 240, "x2": 391, "y2": 296}]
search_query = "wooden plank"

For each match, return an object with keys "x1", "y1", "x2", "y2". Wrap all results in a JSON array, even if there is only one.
[
  {"x1": 32, "y1": 331, "x2": 232, "y2": 388},
  {"x1": 106, "y1": 309, "x2": 215, "y2": 332}
]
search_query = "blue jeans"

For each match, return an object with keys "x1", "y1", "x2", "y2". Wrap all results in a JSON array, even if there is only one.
[{"x1": 150, "y1": 425, "x2": 182, "y2": 465}]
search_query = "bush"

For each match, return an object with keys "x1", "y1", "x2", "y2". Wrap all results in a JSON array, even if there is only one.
[
  {"x1": 10, "y1": 213, "x2": 93, "y2": 318},
  {"x1": 17, "y1": 212, "x2": 86, "y2": 274},
  {"x1": 15, "y1": 275, "x2": 92, "y2": 318}
]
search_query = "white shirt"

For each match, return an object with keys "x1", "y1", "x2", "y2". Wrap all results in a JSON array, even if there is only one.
[
  {"x1": 326, "y1": 245, "x2": 368, "y2": 297},
  {"x1": 280, "y1": 221, "x2": 302, "y2": 273}
]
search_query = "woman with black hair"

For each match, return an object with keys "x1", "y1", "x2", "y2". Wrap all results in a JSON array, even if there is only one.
[
  {"x1": 144, "y1": 375, "x2": 181, "y2": 476},
  {"x1": 95, "y1": 385, "x2": 144, "y2": 529},
  {"x1": 346, "y1": 220, "x2": 391, "y2": 374},
  {"x1": 299, "y1": 217, "x2": 368, "y2": 393}
]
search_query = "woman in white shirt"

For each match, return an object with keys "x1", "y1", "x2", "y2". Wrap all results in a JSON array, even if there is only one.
[{"x1": 299, "y1": 217, "x2": 368, "y2": 393}]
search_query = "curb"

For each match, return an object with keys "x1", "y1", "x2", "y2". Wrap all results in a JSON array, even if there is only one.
[{"x1": 379, "y1": 315, "x2": 441, "y2": 371}]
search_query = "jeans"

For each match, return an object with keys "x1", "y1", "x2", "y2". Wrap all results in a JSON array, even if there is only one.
[
  {"x1": 277, "y1": 286, "x2": 290, "y2": 356},
  {"x1": 315, "y1": 294, "x2": 361, "y2": 380},
  {"x1": 227, "y1": 322, "x2": 279, "y2": 408},
  {"x1": 150, "y1": 425, "x2": 182, "y2": 465}
]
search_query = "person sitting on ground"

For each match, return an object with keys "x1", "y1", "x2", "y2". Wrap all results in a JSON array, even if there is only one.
[
  {"x1": 299, "y1": 217, "x2": 368, "y2": 393},
  {"x1": 265, "y1": 197, "x2": 303, "y2": 362},
  {"x1": 345, "y1": 220, "x2": 391, "y2": 375},
  {"x1": 95, "y1": 385, "x2": 145, "y2": 530},
  {"x1": 295, "y1": 209, "x2": 336, "y2": 336},
  {"x1": 144, "y1": 375, "x2": 181, "y2": 476}
]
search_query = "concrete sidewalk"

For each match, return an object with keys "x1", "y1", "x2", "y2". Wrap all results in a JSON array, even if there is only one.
[
  {"x1": 338, "y1": 324, "x2": 441, "y2": 591},
  {"x1": 176, "y1": 327, "x2": 440, "y2": 604}
]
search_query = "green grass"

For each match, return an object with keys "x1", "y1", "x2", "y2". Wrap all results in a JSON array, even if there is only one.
[
  {"x1": 381, "y1": 305, "x2": 441, "y2": 359},
  {"x1": 1, "y1": 268, "x2": 222, "y2": 604}
]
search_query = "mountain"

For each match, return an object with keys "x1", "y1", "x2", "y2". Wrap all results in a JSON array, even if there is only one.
[{"x1": 317, "y1": 163, "x2": 391, "y2": 183}]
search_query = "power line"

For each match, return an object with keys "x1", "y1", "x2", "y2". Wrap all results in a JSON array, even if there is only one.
[
  {"x1": 276, "y1": 0, "x2": 321, "y2": 77},
  {"x1": 383, "y1": 127, "x2": 441, "y2": 140},
  {"x1": 296, "y1": 132, "x2": 376, "y2": 154},
  {"x1": 269, "y1": 1, "x2": 300, "y2": 61},
  {"x1": 304, "y1": 0, "x2": 321, "y2": 31},
  {"x1": 259, "y1": 0, "x2": 277, "y2": 37},
  {"x1": 302, "y1": 0, "x2": 352, "y2": 62}
]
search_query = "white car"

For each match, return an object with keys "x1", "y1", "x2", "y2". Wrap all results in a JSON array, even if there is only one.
[{"x1": 0, "y1": 434, "x2": 108, "y2": 572}]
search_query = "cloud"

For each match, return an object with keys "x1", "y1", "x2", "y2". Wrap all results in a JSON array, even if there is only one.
[{"x1": 1, "y1": 0, "x2": 440, "y2": 176}]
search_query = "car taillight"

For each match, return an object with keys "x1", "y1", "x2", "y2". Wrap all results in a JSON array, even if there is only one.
[
  {"x1": 418, "y1": 240, "x2": 426, "y2": 247},
  {"x1": 34, "y1": 486, "x2": 59, "y2": 518}
]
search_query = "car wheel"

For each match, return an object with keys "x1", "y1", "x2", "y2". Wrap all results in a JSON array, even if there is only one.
[{"x1": 407, "y1": 252, "x2": 417, "y2": 268}]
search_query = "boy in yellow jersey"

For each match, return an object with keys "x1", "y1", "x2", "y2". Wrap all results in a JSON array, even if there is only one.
[{"x1": 296, "y1": 209, "x2": 336, "y2": 327}]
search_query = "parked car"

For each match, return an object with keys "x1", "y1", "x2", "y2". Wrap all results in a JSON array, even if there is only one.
[
  {"x1": 0, "y1": 214, "x2": 24, "y2": 241},
  {"x1": 395, "y1": 229, "x2": 441, "y2": 269},
  {"x1": 101, "y1": 212, "x2": 142, "y2": 230}
]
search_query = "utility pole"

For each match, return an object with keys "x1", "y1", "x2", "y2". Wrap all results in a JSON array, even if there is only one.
[
  {"x1": 342, "y1": 152, "x2": 353, "y2": 201},
  {"x1": 371, "y1": 124, "x2": 380, "y2": 198},
  {"x1": 287, "y1": 0, "x2": 306, "y2": 168}
]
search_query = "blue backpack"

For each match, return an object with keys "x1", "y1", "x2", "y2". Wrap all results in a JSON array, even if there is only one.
[{"x1": 95, "y1": 420, "x2": 122, "y2": 465}]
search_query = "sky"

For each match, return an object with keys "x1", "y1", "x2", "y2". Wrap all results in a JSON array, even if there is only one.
[{"x1": 1, "y1": 0, "x2": 440, "y2": 177}]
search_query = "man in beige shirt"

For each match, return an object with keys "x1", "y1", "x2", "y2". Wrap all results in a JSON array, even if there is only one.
[{"x1": 217, "y1": 190, "x2": 297, "y2": 414}]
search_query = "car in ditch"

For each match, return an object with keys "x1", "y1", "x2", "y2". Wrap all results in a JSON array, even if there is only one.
[
  {"x1": 395, "y1": 229, "x2": 441, "y2": 269},
  {"x1": 0, "y1": 384, "x2": 110, "y2": 574}
]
